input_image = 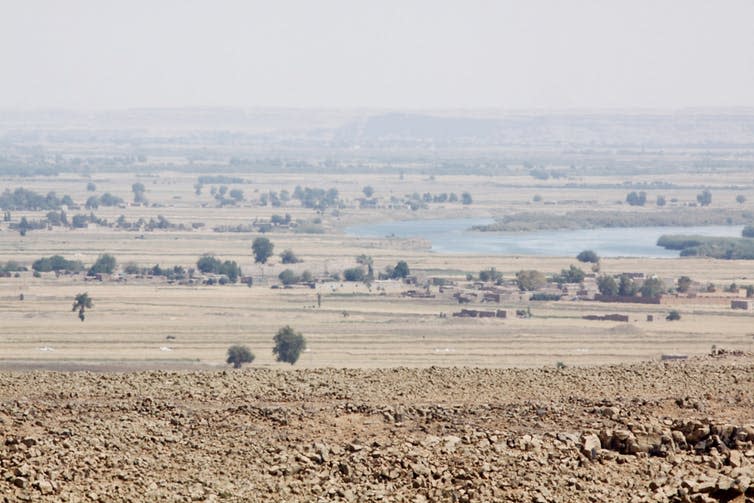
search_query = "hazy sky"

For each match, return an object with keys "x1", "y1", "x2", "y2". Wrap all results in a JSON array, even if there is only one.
[{"x1": 1, "y1": 0, "x2": 753, "y2": 110}]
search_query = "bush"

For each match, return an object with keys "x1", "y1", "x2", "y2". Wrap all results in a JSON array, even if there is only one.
[
  {"x1": 226, "y1": 345, "x2": 255, "y2": 368},
  {"x1": 273, "y1": 326, "x2": 306, "y2": 365},
  {"x1": 743, "y1": 225, "x2": 754, "y2": 238},
  {"x1": 280, "y1": 249, "x2": 301, "y2": 264},
  {"x1": 196, "y1": 254, "x2": 241, "y2": 282},
  {"x1": 478, "y1": 267, "x2": 502, "y2": 283},
  {"x1": 530, "y1": 293, "x2": 561, "y2": 301},
  {"x1": 666, "y1": 310, "x2": 681, "y2": 321},
  {"x1": 32, "y1": 255, "x2": 85, "y2": 273},
  {"x1": 576, "y1": 250, "x2": 599, "y2": 263},
  {"x1": 343, "y1": 267, "x2": 366, "y2": 282},
  {"x1": 555, "y1": 265, "x2": 585, "y2": 284}
]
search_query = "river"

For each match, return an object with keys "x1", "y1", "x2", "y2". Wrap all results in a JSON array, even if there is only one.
[{"x1": 344, "y1": 218, "x2": 744, "y2": 257}]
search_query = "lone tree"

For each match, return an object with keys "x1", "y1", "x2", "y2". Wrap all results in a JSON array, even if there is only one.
[
  {"x1": 226, "y1": 345, "x2": 255, "y2": 368},
  {"x1": 576, "y1": 250, "x2": 599, "y2": 264},
  {"x1": 273, "y1": 325, "x2": 306, "y2": 365},
  {"x1": 362, "y1": 185, "x2": 375, "y2": 198},
  {"x1": 252, "y1": 237, "x2": 274, "y2": 263},
  {"x1": 132, "y1": 182, "x2": 147, "y2": 205},
  {"x1": 72, "y1": 292, "x2": 93, "y2": 321},
  {"x1": 696, "y1": 189, "x2": 712, "y2": 207}
]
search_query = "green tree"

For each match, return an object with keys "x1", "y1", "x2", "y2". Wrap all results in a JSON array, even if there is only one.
[
  {"x1": 273, "y1": 326, "x2": 306, "y2": 365},
  {"x1": 516, "y1": 270, "x2": 547, "y2": 291},
  {"x1": 362, "y1": 186, "x2": 375, "y2": 198},
  {"x1": 742, "y1": 225, "x2": 754, "y2": 238},
  {"x1": 597, "y1": 275, "x2": 619, "y2": 296},
  {"x1": 355, "y1": 254, "x2": 374, "y2": 279},
  {"x1": 626, "y1": 191, "x2": 647, "y2": 206},
  {"x1": 197, "y1": 254, "x2": 222, "y2": 273},
  {"x1": 736, "y1": 194, "x2": 747, "y2": 205},
  {"x1": 696, "y1": 189, "x2": 712, "y2": 207},
  {"x1": 252, "y1": 237, "x2": 274, "y2": 263},
  {"x1": 391, "y1": 260, "x2": 410, "y2": 279},
  {"x1": 656, "y1": 195, "x2": 666, "y2": 207},
  {"x1": 576, "y1": 250, "x2": 599, "y2": 263},
  {"x1": 72, "y1": 292, "x2": 93, "y2": 321},
  {"x1": 278, "y1": 269, "x2": 300, "y2": 285},
  {"x1": 666, "y1": 310, "x2": 681, "y2": 321},
  {"x1": 88, "y1": 254, "x2": 117, "y2": 276},
  {"x1": 226, "y1": 345, "x2": 255, "y2": 368},
  {"x1": 677, "y1": 276, "x2": 692, "y2": 293},
  {"x1": 618, "y1": 274, "x2": 639, "y2": 296},
  {"x1": 86, "y1": 182, "x2": 96, "y2": 192},
  {"x1": 461, "y1": 192, "x2": 473, "y2": 205},
  {"x1": 556, "y1": 265, "x2": 586, "y2": 284},
  {"x1": 640, "y1": 276, "x2": 665, "y2": 298}
]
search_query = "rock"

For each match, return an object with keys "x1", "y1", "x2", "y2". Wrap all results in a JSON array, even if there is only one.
[{"x1": 581, "y1": 433, "x2": 601, "y2": 460}]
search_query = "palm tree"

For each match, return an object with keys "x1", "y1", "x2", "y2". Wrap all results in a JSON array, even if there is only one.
[{"x1": 72, "y1": 292, "x2": 93, "y2": 321}]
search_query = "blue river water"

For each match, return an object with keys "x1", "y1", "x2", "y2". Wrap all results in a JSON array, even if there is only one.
[{"x1": 344, "y1": 218, "x2": 744, "y2": 257}]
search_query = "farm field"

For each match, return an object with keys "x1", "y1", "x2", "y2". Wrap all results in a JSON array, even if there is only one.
[{"x1": 1, "y1": 165, "x2": 754, "y2": 370}]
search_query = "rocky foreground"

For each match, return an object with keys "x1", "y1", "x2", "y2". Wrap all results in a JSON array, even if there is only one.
[{"x1": 1, "y1": 356, "x2": 753, "y2": 503}]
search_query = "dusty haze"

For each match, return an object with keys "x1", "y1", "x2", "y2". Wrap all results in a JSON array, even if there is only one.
[{"x1": 1, "y1": 0, "x2": 753, "y2": 110}]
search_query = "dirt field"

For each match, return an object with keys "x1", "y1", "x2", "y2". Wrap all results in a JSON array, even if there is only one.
[{"x1": 0, "y1": 354, "x2": 753, "y2": 502}]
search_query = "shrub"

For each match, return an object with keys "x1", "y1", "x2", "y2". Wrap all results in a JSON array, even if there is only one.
[
  {"x1": 32, "y1": 255, "x2": 85, "y2": 273},
  {"x1": 555, "y1": 265, "x2": 585, "y2": 284},
  {"x1": 280, "y1": 249, "x2": 301, "y2": 264},
  {"x1": 343, "y1": 267, "x2": 366, "y2": 282},
  {"x1": 478, "y1": 267, "x2": 502, "y2": 282},
  {"x1": 226, "y1": 345, "x2": 255, "y2": 368},
  {"x1": 666, "y1": 310, "x2": 681, "y2": 321},
  {"x1": 743, "y1": 225, "x2": 754, "y2": 238},
  {"x1": 530, "y1": 293, "x2": 561, "y2": 301},
  {"x1": 273, "y1": 326, "x2": 306, "y2": 365}
]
